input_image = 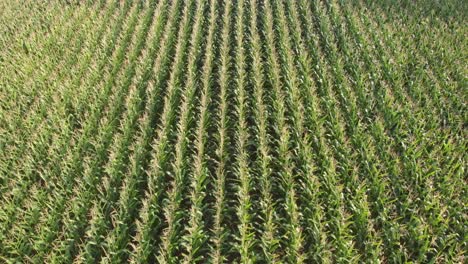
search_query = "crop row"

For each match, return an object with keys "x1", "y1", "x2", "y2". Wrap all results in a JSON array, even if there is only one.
[{"x1": 0, "y1": 0, "x2": 465, "y2": 263}]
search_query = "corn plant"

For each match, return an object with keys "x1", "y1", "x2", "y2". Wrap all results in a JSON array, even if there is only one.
[{"x1": 0, "y1": 0, "x2": 466, "y2": 263}]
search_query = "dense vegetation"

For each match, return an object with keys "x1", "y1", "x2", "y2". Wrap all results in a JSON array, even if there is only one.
[{"x1": 0, "y1": 0, "x2": 466, "y2": 263}]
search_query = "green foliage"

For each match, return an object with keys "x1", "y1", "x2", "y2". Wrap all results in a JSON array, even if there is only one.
[{"x1": 0, "y1": 0, "x2": 465, "y2": 263}]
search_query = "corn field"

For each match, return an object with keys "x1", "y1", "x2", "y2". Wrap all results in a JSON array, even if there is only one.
[{"x1": 0, "y1": 0, "x2": 466, "y2": 263}]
